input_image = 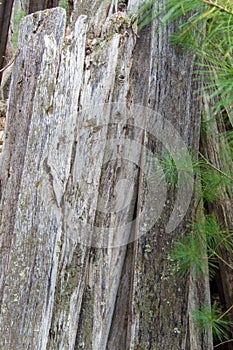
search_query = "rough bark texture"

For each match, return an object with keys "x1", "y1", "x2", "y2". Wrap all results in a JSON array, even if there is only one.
[{"x1": 0, "y1": 2, "x2": 213, "y2": 350}]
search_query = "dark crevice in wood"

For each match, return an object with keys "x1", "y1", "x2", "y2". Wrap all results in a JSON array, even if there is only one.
[{"x1": 106, "y1": 243, "x2": 135, "y2": 350}]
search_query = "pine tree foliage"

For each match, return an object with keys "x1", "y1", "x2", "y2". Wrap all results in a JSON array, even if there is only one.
[
  {"x1": 137, "y1": 0, "x2": 233, "y2": 113},
  {"x1": 192, "y1": 302, "x2": 233, "y2": 342}
]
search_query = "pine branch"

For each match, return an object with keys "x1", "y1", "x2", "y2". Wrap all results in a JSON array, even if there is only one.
[
  {"x1": 200, "y1": 0, "x2": 233, "y2": 16},
  {"x1": 0, "y1": 48, "x2": 20, "y2": 73},
  {"x1": 218, "y1": 304, "x2": 233, "y2": 320},
  {"x1": 214, "y1": 338, "x2": 233, "y2": 348},
  {"x1": 209, "y1": 247, "x2": 233, "y2": 270},
  {"x1": 199, "y1": 152, "x2": 233, "y2": 181}
]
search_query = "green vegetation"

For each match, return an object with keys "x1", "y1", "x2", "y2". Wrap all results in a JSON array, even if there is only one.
[
  {"x1": 161, "y1": 0, "x2": 233, "y2": 117},
  {"x1": 58, "y1": 0, "x2": 69, "y2": 12},
  {"x1": 169, "y1": 231, "x2": 209, "y2": 277},
  {"x1": 130, "y1": 0, "x2": 158, "y2": 30},
  {"x1": 58, "y1": 0, "x2": 69, "y2": 22},
  {"x1": 192, "y1": 302, "x2": 233, "y2": 342},
  {"x1": 170, "y1": 213, "x2": 233, "y2": 279},
  {"x1": 198, "y1": 154, "x2": 233, "y2": 202},
  {"x1": 136, "y1": 0, "x2": 233, "y2": 114},
  {"x1": 12, "y1": 8, "x2": 25, "y2": 49},
  {"x1": 146, "y1": 148, "x2": 195, "y2": 188}
]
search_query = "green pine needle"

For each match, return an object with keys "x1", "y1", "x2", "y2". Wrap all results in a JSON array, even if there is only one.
[
  {"x1": 198, "y1": 160, "x2": 233, "y2": 202},
  {"x1": 192, "y1": 302, "x2": 233, "y2": 342},
  {"x1": 170, "y1": 233, "x2": 211, "y2": 277}
]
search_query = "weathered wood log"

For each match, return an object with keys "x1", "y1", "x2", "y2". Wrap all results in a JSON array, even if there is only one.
[{"x1": 0, "y1": 3, "x2": 213, "y2": 349}]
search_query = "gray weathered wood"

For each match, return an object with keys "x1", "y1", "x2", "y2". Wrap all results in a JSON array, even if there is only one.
[{"x1": 0, "y1": 2, "x2": 213, "y2": 349}]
